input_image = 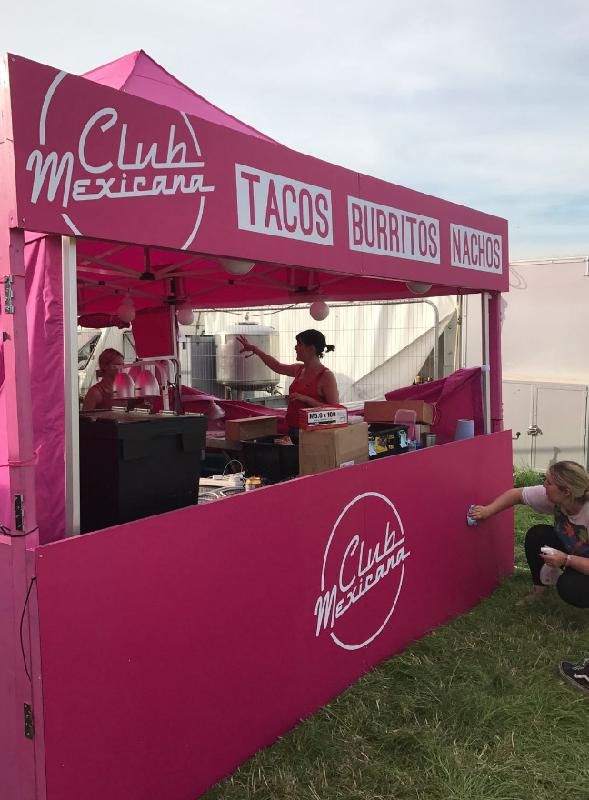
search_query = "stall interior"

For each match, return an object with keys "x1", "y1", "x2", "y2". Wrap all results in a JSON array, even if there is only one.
[{"x1": 71, "y1": 233, "x2": 486, "y2": 532}]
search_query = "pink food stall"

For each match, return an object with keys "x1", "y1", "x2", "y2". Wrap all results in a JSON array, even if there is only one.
[{"x1": 0, "y1": 51, "x2": 513, "y2": 800}]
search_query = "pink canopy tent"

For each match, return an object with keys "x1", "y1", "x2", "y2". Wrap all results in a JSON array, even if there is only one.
[{"x1": 0, "y1": 51, "x2": 511, "y2": 800}]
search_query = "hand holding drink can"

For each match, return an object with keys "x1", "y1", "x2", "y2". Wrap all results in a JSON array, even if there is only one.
[{"x1": 466, "y1": 505, "x2": 478, "y2": 527}]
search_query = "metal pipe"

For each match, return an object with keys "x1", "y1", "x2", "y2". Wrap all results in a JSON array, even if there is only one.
[
  {"x1": 511, "y1": 256, "x2": 588, "y2": 265},
  {"x1": 420, "y1": 299, "x2": 440, "y2": 379},
  {"x1": 481, "y1": 292, "x2": 492, "y2": 435},
  {"x1": 454, "y1": 295, "x2": 464, "y2": 371},
  {"x1": 62, "y1": 236, "x2": 80, "y2": 536}
]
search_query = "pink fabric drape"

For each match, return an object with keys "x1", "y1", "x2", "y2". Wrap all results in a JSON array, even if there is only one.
[
  {"x1": 132, "y1": 307, "x2": 175, "y2": 358},
  {"x1": 385, "y1": 367, "x2": 484, "y2": 443},
  {"x1": 25, "y1": 236, "x2": 66, "y2": 543},
  {"x1": 0, "y1": 236, "x2": 65, "y2": 541}
]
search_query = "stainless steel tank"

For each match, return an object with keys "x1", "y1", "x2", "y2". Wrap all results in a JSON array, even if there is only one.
[{"x1": 215, "y1": 323, "x2": 280, "y2": 391}]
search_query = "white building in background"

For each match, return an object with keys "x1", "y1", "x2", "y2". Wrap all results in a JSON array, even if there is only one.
[{"x1": 464, "y1": 256, "x2": 589, "y2": 470}]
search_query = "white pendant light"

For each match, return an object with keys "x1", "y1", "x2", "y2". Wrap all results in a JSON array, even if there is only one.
[
  {"x1": 117, "y1": 294, "x2": 136, "y2": 323},
  {"x1": 176, "y1": 303, "x2": 195, "y2": 326},
  {"x1": 309, "y1": 300, "x2": 330, "y2": 321},
  {"x1": 217, "y1": 257, "x2": 255, "y2": 275},
  {"x1": 405, "y1": 281, "x2": 433, "y2": 295}
]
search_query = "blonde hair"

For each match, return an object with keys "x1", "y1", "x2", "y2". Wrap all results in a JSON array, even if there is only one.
[
  {"x1": 98, "y1": 348, "x2": 123, "y2": 370},
  {"x1": 548, "y1": 461, "x2": 589, "y2": 503}
]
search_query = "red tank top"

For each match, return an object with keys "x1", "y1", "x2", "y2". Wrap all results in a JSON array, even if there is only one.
[
  {"x1": 284, "y1": 366, "x2": 327, "y2": 429},
  {"x1": 90, "y1": 382, "x2": 114, "y2": 411}
]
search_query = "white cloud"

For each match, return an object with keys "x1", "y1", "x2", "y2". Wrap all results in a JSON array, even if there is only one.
[{"x1": 1, "y1": 0, "x2": 588, "y2": 259}]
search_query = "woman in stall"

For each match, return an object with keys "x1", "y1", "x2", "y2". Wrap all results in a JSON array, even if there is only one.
[
  {"x1": 236, "y1": 329, "x2": 339, "y2": 434},
  {"x1": 470, "y1": 460, "x2": 589, "y2": 607},
  {"x1": 82, "y1": 348, "x2": 125, "y2": 411}
]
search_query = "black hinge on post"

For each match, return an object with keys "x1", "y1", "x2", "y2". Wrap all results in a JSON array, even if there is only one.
[
  {"x1": 3, "y1": 276, "x2": 15, "y2": 314},
  {"x1": 24, "y1": 703, "x2": 34, "y2": 739},
  {"x1": 14, "y1": 495, "x2": 24, "y2": 531}
]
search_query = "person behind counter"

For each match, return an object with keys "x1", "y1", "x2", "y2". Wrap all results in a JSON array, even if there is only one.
[
  {"x1": 470, "y1": 461, "x2": 589, "y2": 607},
  {"x1": 236, "y1": 329, "x2": 339, "y2": 432},
  {"x1": 82, "y1": 348, "x2": 125, "y2": 411}
]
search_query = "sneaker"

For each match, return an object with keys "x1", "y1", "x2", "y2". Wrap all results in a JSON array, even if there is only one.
[
  {"x1": 559, "y1": 659, "x2": 589, "y2": 695},
  {"x1": 539, "y1": 564, "x2": 562, "y2": 586},
  {"x1": 515, "y1": 587, "x2": 548, "y2": 606}
]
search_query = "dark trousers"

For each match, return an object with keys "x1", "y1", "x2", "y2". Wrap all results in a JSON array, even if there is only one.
[{"x1": 524, "y1": 524, "x2": 589, "y2": 608}]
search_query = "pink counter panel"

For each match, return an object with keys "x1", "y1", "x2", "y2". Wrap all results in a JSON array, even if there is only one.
[
  {"x1": 33, "y1": 432, "x2": 513, "y2": 800},
  {"x1": 0, "y1": 540, "x2": 19, "y2": 800}
]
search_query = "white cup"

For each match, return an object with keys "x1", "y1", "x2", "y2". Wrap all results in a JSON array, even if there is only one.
[{"x1": 455, "y1": 418, "x2": 475, "y2": 441}]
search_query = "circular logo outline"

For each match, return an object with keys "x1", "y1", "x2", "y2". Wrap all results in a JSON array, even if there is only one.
[{"x1": 321, "y1": 491, "x2": 407, "y2": 651}]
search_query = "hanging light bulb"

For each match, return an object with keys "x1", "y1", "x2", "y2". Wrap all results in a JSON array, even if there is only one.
[
  {"x1": 176, "y1": 303, "x2": 194, "y2": 326},
  {"x1": 217, "y1": 257, "x2": 255, "y2": 275},
  {"x1": 116, "y1": 294, "x2": 136, "y2": 323},
  {"x1": 405, "y1": 281, "x2": 433, "y2": 295},
  {"x1": 309, "y1": 300, "x2": 330, "y2": 321}
]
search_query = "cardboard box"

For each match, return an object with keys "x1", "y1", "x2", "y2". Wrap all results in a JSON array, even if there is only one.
[
  {"x1": 363, "y1": 400, "x2": 435, "y2": 425},
  {"x1": 299, "y1": 423, "x2": 369, "y2": 476},
  {"x1": 224, "y1": 416, "x2": 278, "y2": 441},
  {"x1": 298, "y1": 405, "x2": 348, "y2": 430}
]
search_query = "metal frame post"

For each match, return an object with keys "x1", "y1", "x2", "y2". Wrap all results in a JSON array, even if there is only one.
[
  {"x1": 487, "y1": 291, "x2": 504, "y2": 434},
  {"x1": 62, "y1": 237, "x2": 80, "y2": 537},
  {"x1": 481, "y1": 292, "x2": 492, "y2": 434}
]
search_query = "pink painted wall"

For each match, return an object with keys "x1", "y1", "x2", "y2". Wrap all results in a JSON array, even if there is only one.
[{"x1": 34, "y1": 432, "x2": 513, "y2": 800}]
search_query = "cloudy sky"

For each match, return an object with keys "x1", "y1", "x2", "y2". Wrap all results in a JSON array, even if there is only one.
[{"x1": 2, "y1": 0, "x2": 588, "y2": 260}]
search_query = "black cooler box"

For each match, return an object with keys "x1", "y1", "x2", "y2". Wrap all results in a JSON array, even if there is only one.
[
  {"x1": 80, "y1": 411, "x2": 206, "y2": 533},
  {"x1": 242, "y1": 435, "x2": 299, "y2": 483}
]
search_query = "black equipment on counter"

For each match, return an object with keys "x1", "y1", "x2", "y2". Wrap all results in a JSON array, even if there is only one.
[
  {"x1": 242, "y1": 436, "x2": 299, "y2": 483},
  {"x1": 368, "y1": 424, "x2": 409, "y2": 459},
  {"x1": 79, "y1": 411, "x2": 207, "y2": 533}
]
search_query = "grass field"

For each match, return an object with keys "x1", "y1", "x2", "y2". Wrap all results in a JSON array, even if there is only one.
[{"x1": 203, "y1": 502, "x2": 589, "y2": 800}]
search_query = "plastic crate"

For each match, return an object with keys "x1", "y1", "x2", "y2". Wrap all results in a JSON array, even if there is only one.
[{"x1": 241, "y1": 435, "x2": 299, "y2": 483}]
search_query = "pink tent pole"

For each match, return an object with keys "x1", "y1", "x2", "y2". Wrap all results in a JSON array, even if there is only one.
[
  {"x1": 0, "y1": 226, "x2": 41, "y2": 800},
  {"x1": 488, "y1": 291, "x2": 504, "y2": 434},
  {"x1": 0, "y1": 228, "x2": 39, "y2": 534}
]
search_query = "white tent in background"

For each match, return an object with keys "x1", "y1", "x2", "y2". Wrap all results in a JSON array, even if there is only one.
[{"x1": 180, "y1": 295, "x2": 458, "y2": 403}]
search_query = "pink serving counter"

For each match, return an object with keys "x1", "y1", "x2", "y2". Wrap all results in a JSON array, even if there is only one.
[
  {"x1": 0, "y1": 50, "x2": 511, "y2": 800},
  {"x1": 2, "y1": 432, "x2": 513, "y2": 800}
]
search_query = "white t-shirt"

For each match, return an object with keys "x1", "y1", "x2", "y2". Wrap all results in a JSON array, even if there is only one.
[{"x1": 522, "y1": 485, "x2": 589, "y2": 556}]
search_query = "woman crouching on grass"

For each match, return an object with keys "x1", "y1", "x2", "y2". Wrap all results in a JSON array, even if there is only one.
[
  {"x1": 470, "y1": 461, "x2": 589, "y2": 693},
  {"x1": 470, "y1": 461, "x2": 589, "y2": 607}
]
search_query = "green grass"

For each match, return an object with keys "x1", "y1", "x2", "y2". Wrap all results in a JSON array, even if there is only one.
[
  {"x1": 513, "y1": 466, "x2": 545, "y2": 488},
  {"x1": 203, "y1": 506, "x2": 589, "y2": 800}
]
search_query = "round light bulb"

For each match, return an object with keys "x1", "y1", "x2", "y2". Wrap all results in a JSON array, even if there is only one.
[
  {"x1": 117, "y1": 300, "x2": 136, "y2": 323},
  {"x1": 217, "y1": 257, "x2": 255, "y2": 275},
  {"x1": 405, "y1": 281, "x2": 433, "y2": 295},
  {"x1": 310, "y1": 300, "x2": 330, "y2": 321},
  {"x1": 176, "y1": 304, "x2": 194, "y2": 325}
]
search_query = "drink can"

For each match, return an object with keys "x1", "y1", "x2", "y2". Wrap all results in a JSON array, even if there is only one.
[{"x1": 466, "y1": 505, "x2": 478, "y2": 526}]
